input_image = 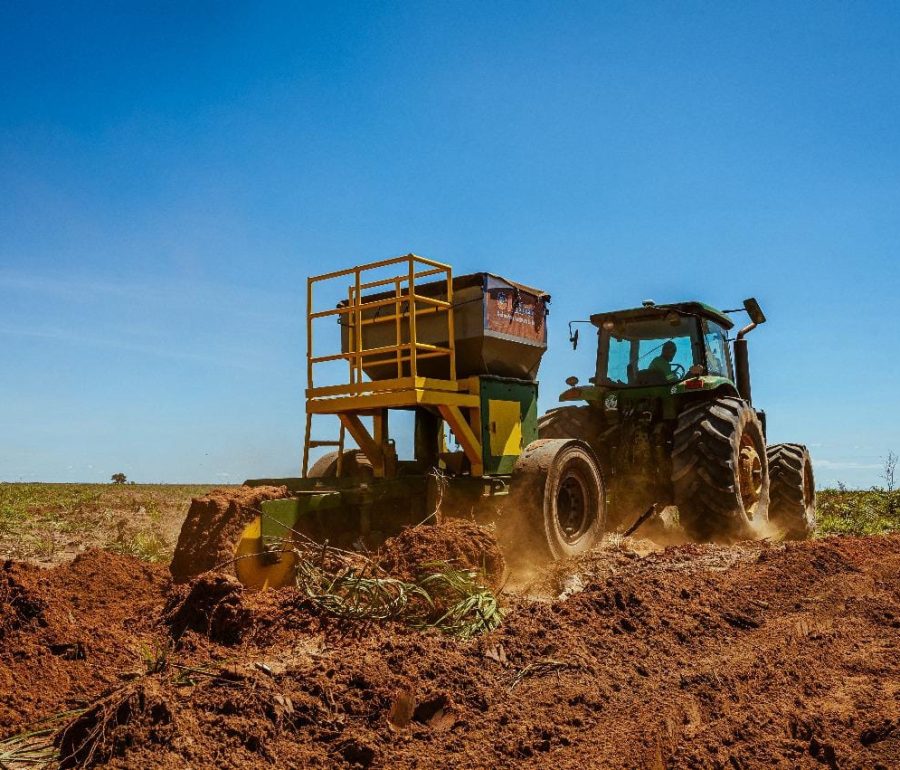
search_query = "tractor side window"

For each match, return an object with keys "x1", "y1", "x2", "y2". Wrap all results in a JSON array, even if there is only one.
[
  {"x1": 606, "y1": 336, "x2": 632, "y2": 384},
  {"x1": 703, "y1": 321, "x2": 733, "y2": 378}
]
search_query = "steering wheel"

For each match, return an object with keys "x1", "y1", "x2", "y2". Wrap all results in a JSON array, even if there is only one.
[{"x1": 671, "y1": 363, "x2": 686, "y2": 380}]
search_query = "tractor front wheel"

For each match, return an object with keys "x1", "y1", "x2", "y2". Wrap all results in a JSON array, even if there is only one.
[
  {"x1": 767, "y1": 443, "x2": 816, "y2": 540},
  {"x1": 672, "y1": 396, "x2": 769, "y2": 542}
]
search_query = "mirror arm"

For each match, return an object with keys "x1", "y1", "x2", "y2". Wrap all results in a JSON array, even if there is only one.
[
  {"x1": 726, "y1": 298, "x2": 766, "y2": 338},
  {"x1": 568, "y1": 319, "x2": 592, "y2": 350}
]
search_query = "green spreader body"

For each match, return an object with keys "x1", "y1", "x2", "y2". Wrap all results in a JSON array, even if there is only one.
[{"x1": 246, "y1": 374, "x2": 538, "y2": 552}]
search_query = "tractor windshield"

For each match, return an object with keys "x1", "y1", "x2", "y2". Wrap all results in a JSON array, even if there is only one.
[{"x1": 600, "y1": 315, "x2": 701, "y2": 387}]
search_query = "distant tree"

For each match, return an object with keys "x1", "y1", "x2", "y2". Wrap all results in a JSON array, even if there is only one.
[
  {"x1": 883, "y1": 451, "x2": 897, "y2": 518},
  {"x1": 881, "y1": 451, "x2": 897, "y2": 494},
  {"x1": 111, "y1": 472, "x2": 127, "y2": 484}
]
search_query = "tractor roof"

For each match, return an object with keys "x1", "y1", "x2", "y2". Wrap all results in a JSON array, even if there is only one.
[{"x1": 590, "y1": 301, "x2": 734, "y2": 330}]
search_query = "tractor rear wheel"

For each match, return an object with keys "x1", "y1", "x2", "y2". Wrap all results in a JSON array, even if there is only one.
[
  {"x1": 537, "y1": 406, "x2": 602, "y2": 442},
  {"x1": 766, "y1": 443, "x2": 816, "y2": 540},
  {"x1": 503, "y1": 439, "x2": 606, "y2": 562},
  {"x1": 672, "y1": 396, "x2": 769, "y2": 542}
]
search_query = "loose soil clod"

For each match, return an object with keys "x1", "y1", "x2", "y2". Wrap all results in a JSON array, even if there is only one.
[
  {"x1": 0, "y1": 561, "x2": 47, "y2": 639},
  {"x1": 168, "y1": 485, "x2": 290, "y2": 583},
  {"x1": 377, "y1": 519, "x2": 506, "y2": 589},
  {"x1": 163, "y1": 573, "x2": 251, "y2": 645},
  {"x1": 56, "y1": 681, "x2": 175, "y2": 769}
]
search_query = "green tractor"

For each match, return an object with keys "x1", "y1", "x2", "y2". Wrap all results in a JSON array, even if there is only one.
[{"x1": 538, "y1": 298, "x2": 816, "y2": 542}]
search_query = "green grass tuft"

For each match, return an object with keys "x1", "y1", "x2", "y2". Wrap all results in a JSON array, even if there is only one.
[{"x1": 109, "y1": 528, "x2": 171, "y2": 563}]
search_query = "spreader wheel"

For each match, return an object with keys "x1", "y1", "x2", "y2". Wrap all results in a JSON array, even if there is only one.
[
  {"x1": 307, "y1": 450, "x2": 373, "y2": 479},
  {"x1": 505, "y1": 439, "x2": 607, "y2": 561}
]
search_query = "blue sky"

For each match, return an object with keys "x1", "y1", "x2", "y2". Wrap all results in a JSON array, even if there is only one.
[{"x1": 1, "y1": 1, "x2": 898, "y2": 487}]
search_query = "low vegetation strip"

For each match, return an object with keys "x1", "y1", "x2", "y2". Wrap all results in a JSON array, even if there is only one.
[
  {"x1": 816, "y1": 487, "x2": 900, "y2": 536},
  {"x1": 0, "y1": 483, "x2": 218, "y2": 565},
  {"x1": 2, "y1": 483, "x2": 900, "y2": 568}
]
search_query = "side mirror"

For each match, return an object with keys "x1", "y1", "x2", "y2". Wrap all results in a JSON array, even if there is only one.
[
  {"x1": 565, "y1": 376, "x2": 579, "y2": 387},
  {"x1": 570, "y1": 328, "x2": 579, "y2": 350},
  {"x1": 743, "y1": 297, "x2": 766, "y2": 325}
]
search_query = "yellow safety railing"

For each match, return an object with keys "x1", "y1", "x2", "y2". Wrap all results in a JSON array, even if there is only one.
[
  {"x1": 303, "y1": 254, "x2": 485, "y2": 478},
  {"x1": 306, "y1": 254, "x2": 457, "y2": 398}
]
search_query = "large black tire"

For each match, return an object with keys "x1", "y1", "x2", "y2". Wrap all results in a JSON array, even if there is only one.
[
  {"x1": 767, "y1": 443, "x2": 816, "y2": 540},
  {"x1": 672, "y1": 396, "x2": 769, "y2": 542},
  {"x1": 307, "y1": 449, "x2": 373, "y2": 479},
  {"x1": 503, "y1": 439, "x2": 607, "y2": 562},
  {"x1": 537, "y1": 406, "x2": 602, "y2": 441}
]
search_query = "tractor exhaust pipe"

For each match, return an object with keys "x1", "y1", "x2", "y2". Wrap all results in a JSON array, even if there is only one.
[
  {"x1": 733, "y1": 298, "x2": 766, "y2": 404},
  {"x1": 734, "y1": 335, "x2": 752, "y2": 404}
]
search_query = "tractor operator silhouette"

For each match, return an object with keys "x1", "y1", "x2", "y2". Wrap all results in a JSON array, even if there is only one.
[{"x1": 648, "y1": 340, "x2": 681, "y2": 383}]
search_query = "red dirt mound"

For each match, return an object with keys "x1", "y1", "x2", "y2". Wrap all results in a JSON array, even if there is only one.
[
  {"x1": 56, "y1": 680, "x2": 175, "y2": 769},
  {"x1": 169, "y1": 485, "x2": 289, "y2": 583},
  {"x1": 0, "y1": 549, "x2": 168, "y2": 734},
  {"x1": 377, "y1": 520, "x2": 506, "y2": 588}
]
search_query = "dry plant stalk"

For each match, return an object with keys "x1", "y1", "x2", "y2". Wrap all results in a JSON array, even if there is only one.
[{"x1": 258, "y1": 512, "x2": 505, "y2": 638}]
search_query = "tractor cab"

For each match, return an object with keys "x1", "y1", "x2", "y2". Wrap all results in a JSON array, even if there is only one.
[{"x1": 591, "y1": 302, "x2": 735, "y2": 390}]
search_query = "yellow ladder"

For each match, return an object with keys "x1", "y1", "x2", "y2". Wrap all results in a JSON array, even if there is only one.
[{"x1": 302, "y1": 414, "x2": 346, "y2": 477}]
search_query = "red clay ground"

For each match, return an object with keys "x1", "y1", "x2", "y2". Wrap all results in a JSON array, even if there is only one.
[{"x1": 1, "y1": 533, "x2": 899, "y2": 769}]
